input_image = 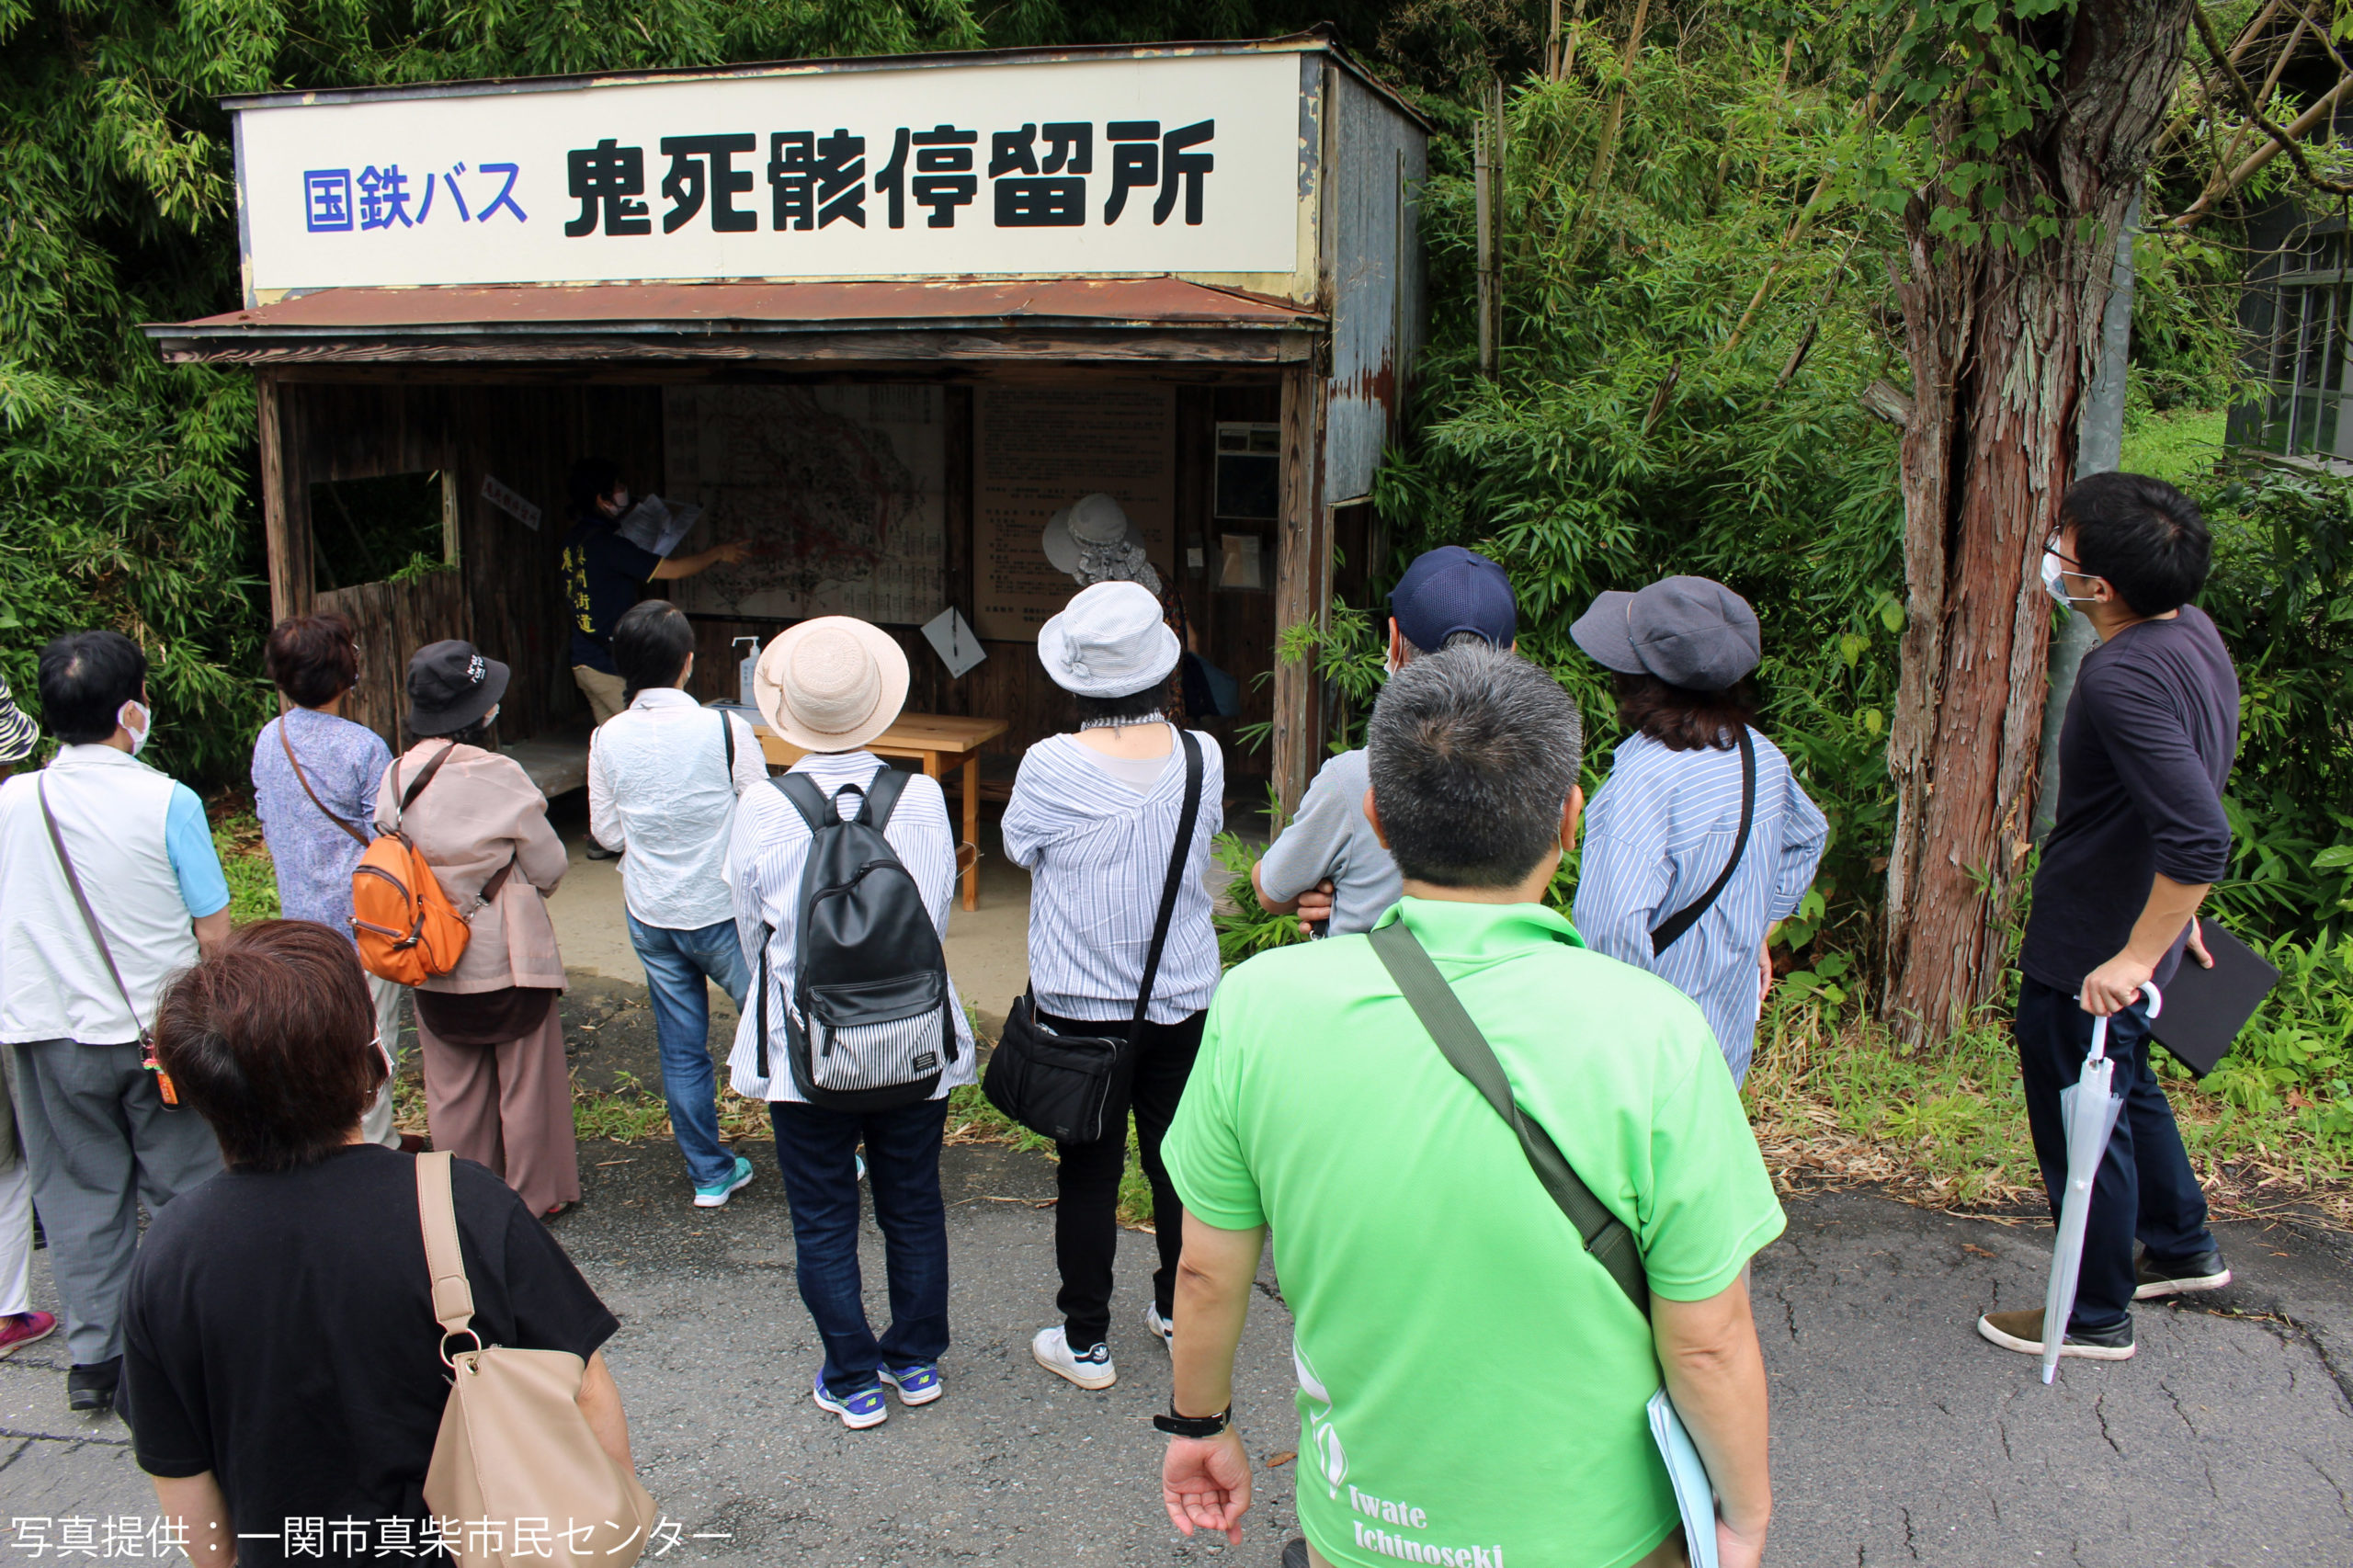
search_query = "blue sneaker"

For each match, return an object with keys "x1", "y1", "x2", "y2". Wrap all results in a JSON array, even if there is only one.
[
  {"x1": 693, "y1": 1155, "x2": 755, "y2": 1209},
  {"x1": 876, "y1": 1359, "x2": 943, "y2": 1406},
  {"x1": 813, "y1": 1372, "x2": 889, "y2": 1428}
]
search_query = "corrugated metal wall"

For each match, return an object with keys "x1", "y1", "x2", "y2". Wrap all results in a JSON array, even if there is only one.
[{"x1": 1322, "y1": 67, "x2": 1428, "y2": 506}]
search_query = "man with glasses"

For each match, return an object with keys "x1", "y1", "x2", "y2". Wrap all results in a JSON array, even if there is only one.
[{"x1": 1976, "y1": 472, "x2": 2238, "y2": 1367}]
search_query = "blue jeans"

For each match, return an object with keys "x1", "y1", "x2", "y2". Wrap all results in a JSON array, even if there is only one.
[
  {"x1": 769, "y1": 1096, "x2": 951, "y2": 1396},
  {"x1": 2016, "y1": 976, "x2": 2216, "y2": 1333},
  {"x1": 626, "y1": 911, "x2": 752, "y2": 1189}
]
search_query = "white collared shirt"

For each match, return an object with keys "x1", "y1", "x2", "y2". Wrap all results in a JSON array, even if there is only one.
[{"x1": 587, "y1": 688, "x2": 767, "y2": 932}]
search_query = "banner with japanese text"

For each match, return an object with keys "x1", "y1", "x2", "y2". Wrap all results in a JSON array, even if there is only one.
[{"x1": 237, "y1": 52, "x2": 1303, "y2": 295}]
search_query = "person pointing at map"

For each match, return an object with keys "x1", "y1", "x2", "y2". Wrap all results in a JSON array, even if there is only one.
[{"x1": 561, "y1": 455, "x2": 752, "y2": 729}]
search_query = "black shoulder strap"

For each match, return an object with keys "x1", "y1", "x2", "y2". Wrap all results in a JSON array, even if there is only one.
[
  {"x1": 857, "y1": 765, "x2": 914, "y2": 832},
  {"x1": 1650, "y1": 726, "x2": 1756, "y2": 956},
  {"x1": 772, "y1": 770, "x2": 832, "y2": 834},
  {"x1": 1128, "y1": 731, "x2": 1204, "y2": 1043},
  {"x1": 1368, "y1": 916, "x2": 1649, "y2": 1316},
  {"x1": 721, "y1": 710, "x2": 735, "y2": 779}
]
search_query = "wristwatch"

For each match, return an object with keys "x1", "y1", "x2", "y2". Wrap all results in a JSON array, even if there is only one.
[{"x1": 1153, "y1": 1403, "x2": 1233, "y2": 1439}]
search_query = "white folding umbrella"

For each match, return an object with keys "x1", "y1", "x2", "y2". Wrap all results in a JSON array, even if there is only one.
[{"x1": 2040, "y1": 982, "x2": 2162, "y2": 1385}]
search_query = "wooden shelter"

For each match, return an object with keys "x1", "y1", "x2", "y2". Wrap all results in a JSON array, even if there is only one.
[{"x1": 147, "y1": 31, "x2": 1428, "y2": 812}]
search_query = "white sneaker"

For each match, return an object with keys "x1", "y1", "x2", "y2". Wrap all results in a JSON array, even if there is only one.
[
  {"x1": 1143, "y1": 1301, "x2": 1175, "y2": 1350},
  {"x1": 1031, "y1": 1325, "x2": 1116, "y2": 1390}
]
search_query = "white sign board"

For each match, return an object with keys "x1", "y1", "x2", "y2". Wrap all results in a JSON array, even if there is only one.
[{"x1": 237, "y1": 53, "x2": 1302, "y2": 295}]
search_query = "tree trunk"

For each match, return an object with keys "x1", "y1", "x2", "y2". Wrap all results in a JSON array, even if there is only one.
[{"x1": 1879, "y1": 0, "x2": 2194, "y2": 1044}]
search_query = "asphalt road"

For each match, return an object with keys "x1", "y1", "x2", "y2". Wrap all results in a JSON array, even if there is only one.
[{"x1": 5, "y1": 1123, "x2": 2349, "y2": 1565}]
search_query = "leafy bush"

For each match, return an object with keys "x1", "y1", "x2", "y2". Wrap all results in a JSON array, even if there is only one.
[{"x1": 2179, "y1": 460, "x2": 2353, "y2": 947}]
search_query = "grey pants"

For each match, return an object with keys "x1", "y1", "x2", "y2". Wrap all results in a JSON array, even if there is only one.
[{"x1": 7, "y1": 1040, "x2": 222, "y2": 1364}]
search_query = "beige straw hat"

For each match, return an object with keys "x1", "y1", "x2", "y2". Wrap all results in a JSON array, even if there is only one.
[{"x1": 753, "y1": 617, "x2": 909, "y2": 753}]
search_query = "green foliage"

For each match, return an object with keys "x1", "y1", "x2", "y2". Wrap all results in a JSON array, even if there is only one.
[
  {"x1": 2199, "y1": 936, "x2": 2353, "y2": 1160},
  {"x1": 0, "y1": 0, "x2": 992, "y2": 790},
  {"x1": 2177, "y1": 460, "x2": 2353, "y2": 946},
  {"x1": 212, "y1": 812, "x2": 282, "y2": 924},
  {"x1": 1358, "y1": 38, "x2": 1907, "y2": 959}
]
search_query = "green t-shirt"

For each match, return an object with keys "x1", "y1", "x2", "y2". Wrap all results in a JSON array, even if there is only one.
[{"x1": 1164, "y1": 898, "x2": 1785, "y2": 1568}]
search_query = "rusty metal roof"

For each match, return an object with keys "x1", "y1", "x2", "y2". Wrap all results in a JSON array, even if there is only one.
[{"x1": 142, "y1": 277, "x2": 1324, "y2": 365}]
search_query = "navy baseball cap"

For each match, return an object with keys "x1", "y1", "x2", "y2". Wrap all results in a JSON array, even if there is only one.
[{"x1": 1388, "y1": 547, "x2": 1517, "y2": 652}]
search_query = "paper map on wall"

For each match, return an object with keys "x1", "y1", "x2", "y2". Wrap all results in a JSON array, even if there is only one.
[{"x1": 662, "y1": 384, "x2": 944, "y2": 625}]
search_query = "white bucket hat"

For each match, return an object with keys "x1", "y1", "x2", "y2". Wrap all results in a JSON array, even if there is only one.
[
  {"x1": 1037, "y1": 581, "x2": 1181, "y2": 699},
  {"x1": 1042, "y1": 493, "x2": 1161, "y2": 595},
  {"x1": 754, "y1": 616, "x2": 909, "y2": 753}
]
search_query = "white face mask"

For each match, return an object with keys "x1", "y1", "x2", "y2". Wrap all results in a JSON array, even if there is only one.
[
  {"x1": 119, "y1": 700, "x2": 152, "y2": 757},
  {"x1": 2040, "y1": 551, "x2": 2100, "y2": 608}
]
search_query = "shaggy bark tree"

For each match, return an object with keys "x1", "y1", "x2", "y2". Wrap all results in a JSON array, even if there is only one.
[{"x1": 1879, "y1": 0, "x2": 2197, "y2": 1041}]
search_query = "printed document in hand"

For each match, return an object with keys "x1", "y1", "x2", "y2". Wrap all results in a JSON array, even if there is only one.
[
  {"x1": 1647, "y1": 1387, "x2": 1720, "y2": 1568},
  {"x1": 615, "y1": 494, "x2": 702, "y2": 559}
]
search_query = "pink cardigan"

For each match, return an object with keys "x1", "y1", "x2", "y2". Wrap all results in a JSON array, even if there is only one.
[{"x1": 373, "y1": 742, "x2": 569, "y2": 994}]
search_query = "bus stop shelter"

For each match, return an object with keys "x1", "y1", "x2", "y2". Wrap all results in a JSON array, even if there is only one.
[{"x1": 146, "y1": 30, "x2": 1428, "y2": 816}]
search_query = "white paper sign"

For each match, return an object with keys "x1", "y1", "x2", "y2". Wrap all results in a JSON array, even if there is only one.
[
  {"x1": 480, "y1": 474, "x2": 541, "y2": 530},
  {"x1": 922, "y1": 608, "x2": 986, "y2": 679},
  {"x1": 237, "y1": 53, "x2": 1301, "y2": 295}
]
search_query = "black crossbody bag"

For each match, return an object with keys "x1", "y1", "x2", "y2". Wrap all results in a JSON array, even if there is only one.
[
  {"x1": 984, "y1": 731, "x2": 1203, "y2": 1146},
  {"x1": 1648, "y1": 727, "x2": 1756, "y2": 956}
]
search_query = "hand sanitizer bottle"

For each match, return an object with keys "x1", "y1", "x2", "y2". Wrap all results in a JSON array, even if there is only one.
[{"x1": 734, "y1": 638, "x2": 760, "y2": 709}]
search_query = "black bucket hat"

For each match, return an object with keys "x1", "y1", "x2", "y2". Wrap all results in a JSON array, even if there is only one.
[{"x1": 405, "y1": 639, "x2": 509, "y2": 737}]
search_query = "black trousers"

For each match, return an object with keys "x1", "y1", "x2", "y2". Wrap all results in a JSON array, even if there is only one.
[
  {"x1": 1039, "y1": 1007, "x2": 1206, "y2": 1354},
  {"x1": 2016, "y1": 975, "x2": 2216, "y2": 1333}
]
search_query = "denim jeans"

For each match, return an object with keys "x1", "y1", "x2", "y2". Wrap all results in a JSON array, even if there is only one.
[
  {"x1": 769, "y1": 1096, "x2": 951, "y2": 1396},
  {"x1": 626, "y1": 911, "x2": 752, "y2": 1189},
  {"x1": 2016, "y1": 975, "x2": 2216, "y2": 1333}
]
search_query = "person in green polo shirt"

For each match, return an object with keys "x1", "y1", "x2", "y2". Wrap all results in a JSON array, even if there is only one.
[{"x1": 1158, "y1": 644, "x2": 1783, "y2": 1568}]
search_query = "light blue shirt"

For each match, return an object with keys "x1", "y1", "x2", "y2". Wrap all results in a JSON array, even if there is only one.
[
  {"x1": 1572, "y1": 730, "x2": 1827, "y2": 1084},
  {"x1": 164, "y1": 784, "x2": 230, "y2": 920}
]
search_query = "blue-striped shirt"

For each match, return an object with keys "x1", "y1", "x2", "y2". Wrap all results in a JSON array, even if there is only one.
[
  {"x1": 1572, "y1": 730, "x2": 1827, "y2": 1084},
  {"x1": 1001, "y1": 727, "x2": 1225, "y2": 1025}
]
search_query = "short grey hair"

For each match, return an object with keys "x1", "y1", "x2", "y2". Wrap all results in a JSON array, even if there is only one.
[{"x1": 1368, "y1": 645, "x2": 1584, "y2": 889}]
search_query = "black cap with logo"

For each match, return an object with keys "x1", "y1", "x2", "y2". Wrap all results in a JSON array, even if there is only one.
[{"x1": 405, "y1": 640, "x2": 510, "y2": 737}]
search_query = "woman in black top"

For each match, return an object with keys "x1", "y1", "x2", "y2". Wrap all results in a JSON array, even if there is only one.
[{"x1": 123, "y1": 921, "x2": 631, "y2": 1568}]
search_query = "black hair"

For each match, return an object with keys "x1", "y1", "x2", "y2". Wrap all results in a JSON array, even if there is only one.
[
  {"x1": 1612, "y1": 672, "x2": 1759, "y2": 752},
  {"x1": 1368, "y1": 645, "x2": 1584, "y2": 889},
  {"x1": 567, "y1": 457, "x2": 624, "y2": 518},
  {"x1": 38, "y1": 631, "x2": 147, "y2": 746},
  {"x1": 434, "y1": 715, "x2": 497, "y2": 750},
  {"x1": 1073, "y1": 686, "x2": 1172, "y2": 727},
  {"x1": 2063, "y1": 471, "x2": 2211, "y2": 617},
  {"x1": 613, "y1": 599, "x2": 694, "y2": 703}
]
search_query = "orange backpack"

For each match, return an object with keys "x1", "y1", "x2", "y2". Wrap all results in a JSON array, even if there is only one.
[{"x1": 349, "y1": 743, "x2": 513, "y2": 987}]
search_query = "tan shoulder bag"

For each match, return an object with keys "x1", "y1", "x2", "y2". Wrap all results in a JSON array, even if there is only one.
[{"x1": 416, "y1": 1153, "x2": 655, "y2": 1567}]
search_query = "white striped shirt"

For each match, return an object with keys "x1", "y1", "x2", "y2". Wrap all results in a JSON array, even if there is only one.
[
  {"x1": 1001, "y1": 727, "x2": 1224, "y2": 1026},
  {"x1": 1572, "y1": 729, "x2": 1828, "y2": 1084},
  {"x1": 723, "y1": 751, "x2": 975, "y2": 1103}
]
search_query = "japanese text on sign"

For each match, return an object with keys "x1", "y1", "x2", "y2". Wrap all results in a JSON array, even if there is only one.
[{"x1": 236, "y1": 53, "x2": 1302, "y2": 294}]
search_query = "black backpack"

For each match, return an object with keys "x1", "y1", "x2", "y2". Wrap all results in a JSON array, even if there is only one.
[{"x1": 756, "y1": 767, "x2": 956, "y2": 1111}]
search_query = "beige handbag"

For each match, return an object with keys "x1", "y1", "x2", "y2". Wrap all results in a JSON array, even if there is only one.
[{"x1": 416, "y1": 1153, "x2": 656, "y2": 1568}]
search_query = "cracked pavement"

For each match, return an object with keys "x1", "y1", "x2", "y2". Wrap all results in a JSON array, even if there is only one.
[{"x1": 4, "y1": 1151, "x2": 2348, "y2": 1565}]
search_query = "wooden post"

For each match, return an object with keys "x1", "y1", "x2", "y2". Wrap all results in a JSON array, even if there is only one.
[
  {"x1": 1473, "y1": 119, "x2": 1495, "y2": 379},
  {"x1": 256, "y1": 374, "x2": 312, "y2": 622},
  {"x1": 1271, "y1": 363, "x2": 1325, "y2": 819},
  {"x1": 1474, "y1": 74, "x2": 1505, "y2": 378}
]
